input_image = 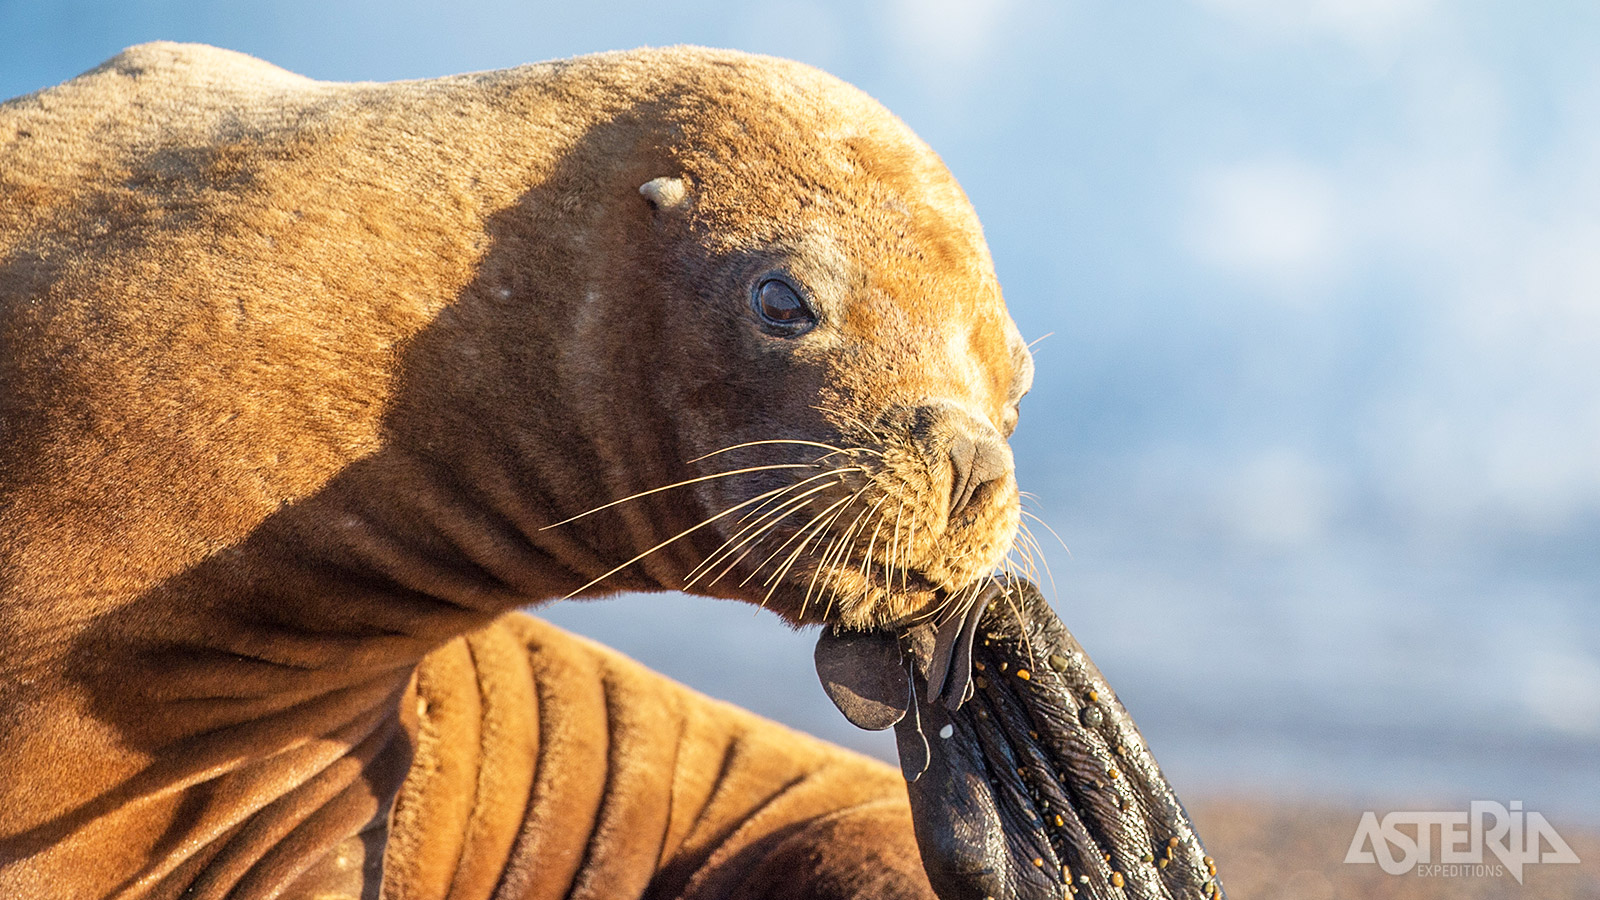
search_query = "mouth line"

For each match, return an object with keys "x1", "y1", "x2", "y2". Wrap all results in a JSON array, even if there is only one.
[{"x1": 854, "y1": 560, "x2": 940, "y2": 597}]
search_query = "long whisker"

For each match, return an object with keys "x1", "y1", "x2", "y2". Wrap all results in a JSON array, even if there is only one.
[
  {"x1": 1000, "y1": 555, "x2": 1023, "y2": 586},
  {"x1": 858, "y1": 495, "x2": 892, "y2": 589},
  {"x1": 823, "y1": 495, "x2": 885, "y2": 622},
  {"x1": 682, "y1": 484, "x2": 832, "y2": 592},
  {"x1": 748, "y1": 491, "x2": 858, "y2": 590},
  {"x1": 559, "y1": 478, "x2": 834, "y2": 600},
  {"x1": 758, "y1": 491, "x2": 861, "y2": 610},
  {"x1": 799, "y1": 531, "x2": 845, "y2": 622},
  {"x1": 889, "y1": 497, "x2": 906, "y2": 596},
  {"x1": 688, "y1": 439, "x2": 881, "y2": 464},
  {"x1": 943, "y1": 579, "x2": 983, "y2": 623},
  {"x1": 800, "y1": 488, "x2": 871, "y2": 620},
  {"x1": 700, "y1": 496, "x2": 817, "y2": 592},
  {"x1": 724, "y1": 461, "x2": 853, "y2": 530},
  {"x1": 1016, "y1": 534, "x2": 1044, "y2": 588},
  {"x1": 851, "y1": 497, "x2": 894, "y2": 619},
  {"x1": 1007, "y1": 524, "x2": 1038, "y2": 583},
  {"x1": 800, "y1": 533, "x2": 843, "y2": 622},
  {"x1": 915, "y1": 577, "x2": 978, "y2": 628},
  {"x1": 1020, "y1": 508, "x2": 1070, "y2": 556},
  {"x1": 1015, "y1": 544, "x2": 1041, "y2": 597},
  {"x1": 1017, "y1": 521, "x2": 1056, "y2": 598},
  {"x1": 1016, "y1": 496, "x2": 1067, "y2": 588},
  {"x1": 904, "y1": 504, "x2": 917, "y2": 595},
  {"x1": 681, "y1": 468, "x2": 861, "y2": 587},
  {"x1": 993, "y1": 578, "x2": 1039, "y2": 671},
  {"x1": 541, "y1": 463, "x2": 817, "y2": 530},
  {"x1": 690, "y1": 475, "x2": 852, "y2": 593}
]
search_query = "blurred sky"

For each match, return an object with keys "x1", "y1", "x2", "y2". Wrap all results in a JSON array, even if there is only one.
[{"x1": 5, "y1": 0, "x2": 1598, "y2": 823}]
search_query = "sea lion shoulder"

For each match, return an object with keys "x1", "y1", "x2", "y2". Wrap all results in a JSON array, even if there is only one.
[
  {"x1": 84, "y1": 41, "x2": 317, "y2": 91},
  {"x1": 0, "y1": 41, "x2": 318, "y2": 152}
]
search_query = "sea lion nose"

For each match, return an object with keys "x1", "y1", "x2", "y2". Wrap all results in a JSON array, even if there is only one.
[
  {"x1": 897, "y1": 400, "x2": 1014, "y2": 522},
  {"x1": 947, "y1": 431, "x2": 1009, "y2": 520}
]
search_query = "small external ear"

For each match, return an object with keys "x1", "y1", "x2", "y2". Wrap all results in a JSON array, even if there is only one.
[{"x1": 638, "y1": 176, "x2": 689, "y2": 211}]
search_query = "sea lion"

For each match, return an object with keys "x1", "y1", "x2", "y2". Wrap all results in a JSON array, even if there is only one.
[{"x1": 0, "y1": 42, "x2": 1033, "y2": 899}]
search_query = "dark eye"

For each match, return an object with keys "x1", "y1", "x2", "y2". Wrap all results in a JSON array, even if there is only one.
[{"x1": 752, "y1": 277, "x2": 817, "y2": 335}]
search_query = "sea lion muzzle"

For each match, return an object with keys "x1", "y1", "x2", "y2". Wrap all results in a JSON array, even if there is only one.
[{"x1": 816, "y1": 578, "x2": 1227, "y2": 900}]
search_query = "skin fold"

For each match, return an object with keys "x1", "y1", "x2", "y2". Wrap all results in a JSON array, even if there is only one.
[
  {"x1": 819, "y1": 579, "x2": 1227, "y2": 900},
  {"x1": 383, "y1": 613, "x2": 934, "y2": 900}
]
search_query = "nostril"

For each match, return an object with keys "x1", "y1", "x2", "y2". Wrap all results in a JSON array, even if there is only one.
[
  {"x1": 948, "y1": 434, "x2": 976, "y2": 520},
  {"x1": 948, "y1": 435, "x2": 1008, "y2": 520}
]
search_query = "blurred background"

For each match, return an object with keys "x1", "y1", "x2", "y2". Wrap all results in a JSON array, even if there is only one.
[{"x1": 6, "y1": 0, "x2": 1597, "y2": 889}]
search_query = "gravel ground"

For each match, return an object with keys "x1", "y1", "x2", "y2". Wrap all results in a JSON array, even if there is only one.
[{"x1": 1187, "y1": 797, "x2": 1599, "y2": 900}]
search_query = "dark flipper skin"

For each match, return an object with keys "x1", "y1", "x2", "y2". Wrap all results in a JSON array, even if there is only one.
[{"x1": 816, "y1": 578, "x2": 1226, "y2": 900}]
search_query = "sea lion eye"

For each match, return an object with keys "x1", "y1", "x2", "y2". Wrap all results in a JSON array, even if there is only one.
[{"x1": 752, "y1": 277, "x2": 817, "y2": 336}]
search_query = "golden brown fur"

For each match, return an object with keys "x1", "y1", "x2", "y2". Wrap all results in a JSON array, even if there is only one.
[
  {"x1": 381, "y1": 614, "x2": 929, "y2": 900},
  {"x1": 0, "y1": 43, "x2": 1029, "y2": 899}
]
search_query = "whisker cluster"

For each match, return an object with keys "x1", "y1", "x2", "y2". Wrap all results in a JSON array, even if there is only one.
[
  {"x1": 547, "y1": 439, "x2": 880, "y2": 604},
  {"x1": 544, "y1": 436, "x2": 1070, "y2": 633}
]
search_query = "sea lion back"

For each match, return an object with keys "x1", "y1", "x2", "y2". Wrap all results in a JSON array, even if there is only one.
[{"x1": 1, "y1": 43, "x2": 318, "y2": 241}]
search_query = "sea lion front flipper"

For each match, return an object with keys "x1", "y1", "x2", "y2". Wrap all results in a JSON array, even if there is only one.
[
  {"x1": 814, "y1": 626, "x2": 911, "y2": 731},
  {"x1": 902, "y1": 578, "x2": 1228, "y2": 900}
]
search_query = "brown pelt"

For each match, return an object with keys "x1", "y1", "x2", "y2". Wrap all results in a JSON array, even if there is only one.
[{"x1": 0, "y1": 43, "x2": 1031, "y2": 899}]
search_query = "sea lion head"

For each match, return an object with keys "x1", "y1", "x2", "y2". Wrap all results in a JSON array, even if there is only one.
[{"x1": 540, "y1": 51, "x2": 1032, "y2": 630}]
